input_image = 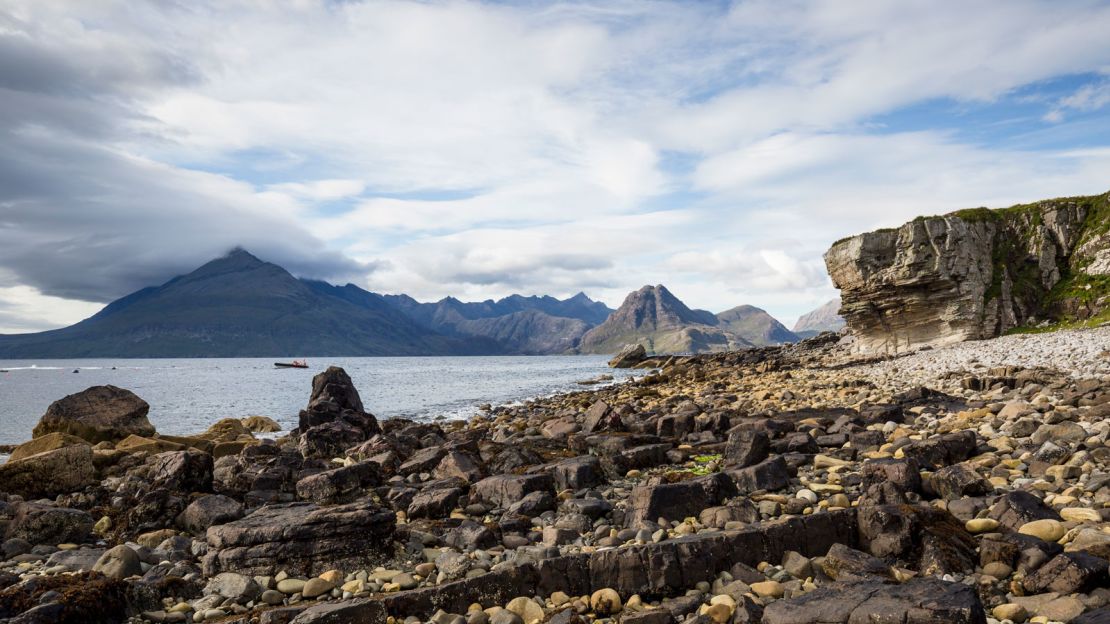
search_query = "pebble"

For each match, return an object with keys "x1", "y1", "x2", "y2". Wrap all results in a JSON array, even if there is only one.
[
  {"x1": 1018, "y1": 519, "x2": 1066, "y2": 542},
  {"x1": 965, "y1": 518, "x2": 999, "y2": 533},
  {"x1": 302, "y1": 577, "x2": 335, "y2": 599},
  {"x1": 277, "y1": 578, "x2": 306, "y2": 595},
  {"x1": 749, "y1": 581, "x2": 784, "y2": 599},
  {"x1": 590, "y1": 588, "x2": 622, "y2": 615}
]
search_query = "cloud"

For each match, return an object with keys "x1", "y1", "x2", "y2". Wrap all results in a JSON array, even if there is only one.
[{"x1": 2, "y1": 0, "x2": 1110, "y2": 331}]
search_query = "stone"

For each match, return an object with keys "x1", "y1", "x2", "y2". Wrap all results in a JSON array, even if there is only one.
[
  {"x1": 178, "y1": 494, "x2": 245, "y2": 533},
  {"x1": 241, "y1": 415, "x2": 282, "y2": 433},
  {"x1": 965, "y1": 518, "x2": 999, "y2": 533},
  {"x1": 726, "y1": 456, "x2": 789, "y2": 494},
  {"x1": 762, "y1": 578, "x2": 986, "y2": 624},
  {"x1": 1023, "y1": 552, "x2": 1109, "y2": 594},
  {"x1": 750, "y1": 581, "x2": 784, "y2": 599},
  {"x1": 295, "y1": 461, "x2": 379, "y2": 505},
  {"x1": 627, "y1": 474, "x2": 730, "y2": 525},
  {"x1": 92, "y1": 544, "x2": 142, "y2": 579},
  {"x1": 0, "y1": 444, "x2": 97, "y2": 498},
  {"x1": 1060, "y1": 507, "x2": 1101, "y2": 523},
  {"x1": 820, "y1": 543, "x2": 894, "y2": 581},
  {"x1": 408, "y1": 487, "x2": 463, "y2": 520},
  {"x1": 992, "y1": 603, "x2": 1027, "y2": 622},
  {"x1": 505, "y1": 597, "x2": 544, "y2": 624},
  {"x1": 982, "y1": 561, "x2": 1012, "y2": 579},
  {"x1": 723, "y1": 430, "x2": 770, "y2": 468},
  {"x1": 990, "y1": 490, "x2": 1061, "y2": 531},
  {"x1": 930, "y1": 463, "x2": 993, "y2": 500},
  {"x1": 301, "y1": 577, "x2": 335, "y2": 599},
  {"x1": 471, "y1": 474, "x2": 554, "y2": 509},
  {"x1": 32, "y1": 385, "x2": 154, "y2": 442},
  {"x1": 206, "y1": 571, "x2": 262, "y2": 603},
  {"x1": 152, "y1": 449, "x2": 214, "y2": 492},
  {"x1": 278, "y1": 578, "x2": 307, "y2": 595},
  {"x1": 857, "y1": 504, "x2": 977, "y2": 575},
  {"x1": 288, "y1": 599, "x2": 386, "y2": 623},
  {"x1": 8, "y1": 432, "x2": 90, "y2": 462},
  {"x1": 433, "y1": 451, "x2": 484, "y2": 483},
  {"x1": 1018, "y1": 518, "x2": 1066, "y2": 542},
  {"x1": 590, "y1": 588, "x2": 622, "y2": 615},
  {"x1": 550, "y1": 455, "x2": 604, "y2": 491},
  {"x1": 261, "y1": 589, "x2": 286, "y2": 605},
  {"x1": 5, "y1": 502, "x2": 94, "y2": 545},
  {"x1": 860, "y1": 458, "x2": 922, "y2": 494},
  {"x1": 900, "y1": 430, "x2": 977, "y2": 469},
  {"x1": 609, "y1": 344, "x2": 647, "y2": 368},
  {"x1": 203, "y1": 500, "x2": 395, "y2": 576},
  {"x1": 1038, "y1": 596, "x2": 1086, "y2": 623}
]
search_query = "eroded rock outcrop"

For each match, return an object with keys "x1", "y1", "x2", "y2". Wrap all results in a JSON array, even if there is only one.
[{"x1": 826, "y1": 192, "x2": 1109, "y2": 353}]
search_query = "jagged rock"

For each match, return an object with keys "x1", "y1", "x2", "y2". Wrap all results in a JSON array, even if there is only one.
[
  {"x1": 298, "y1": 420, "x2": 365, "y2": 460},
  {"x1": 471, "y1": 474, "x2": 554, "y2": 509},
  {"x1": 930, "y1": 463, "x2": 993, "y2": 500},
  {"x1": 295, "y1": 461, "x2": 379, "y2": 504},
  {"x1": 550, "y1": 455, "x2": 604, "y2": 491},
  {"x1": 762, "y1": 578, "x2": 986, "y2": 624},
  {"x1": 298, "y1": 367, "x2": 380, "y2": 434},
  {"x1": 203, "y1": 500, "x2": 395, "y2": 576},
  {"x1": 826, "y1": 194, "x2": 1106, "y2": 353},
  {"x1": 726, "y1": 456, "x2": 790, "y2": 494},
  {"x1": 408, "y1": 487, "x2": 462, "y2": 519},
  {"x1": 860, "y1": 458, "x2": 922, "y2": 494},
  {"x1": 5, "y1": 503, "x2": 94, "y2": 545},
  {"x1": 31, "y1": 385, "x2": 154, "y2": 442},
  {"x1": 0, "y1": 444, "x2": 96, "y2": 498},
  {"x1": 1023, "y1": 552, "x2": 1110, "y2": 594},
  {"x1": 820, "y1": 543, "x2": 895, "y2": 581},
  {"x1": 988, "y1": 490, "x2": 1061, "y2": 531},
  {"x1": 901, "y1": 430, "x2": 977, "y2": 469},
  {"x1": 151, "y1": 449, "x2": 214, "y2": 493},
  {"x1": 177, "y1": 494, "x2": 244, "y2": 533},
  {"x1": 609, "y1": 343, "x2": 647, "y2": 368},
  {"x1": 627, "y1": 474, "x2": 731, "y2": 525},
  {"x1": 432, "y1": 451, "x2": 484, "y2": 483},
  {"x1": 722, "y1": 430, "x2": 770, "y2": 468},
  {"x1": 857, "y1": 504, "x2": 977, "y2": 575}
]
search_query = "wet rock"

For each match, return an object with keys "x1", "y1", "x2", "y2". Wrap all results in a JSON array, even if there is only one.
[
  {"x1": 32, "y1": 385, "x2": 154, "y2": 443},
  {"x1": 722, "y1": 430, "x2": 770, "y2": 468},
  {"x1": 203, "y1": 500, "x2": 395, "y2": 576},
  {"x1": 0, "y1": 444, "x2": 96, "y2": 498},
  {"x1": 177, "y1": 494, "x2": 245, "y2": 534},
  {"x1": 761, "y1": 578, "x2": 986, "y2": 624}
]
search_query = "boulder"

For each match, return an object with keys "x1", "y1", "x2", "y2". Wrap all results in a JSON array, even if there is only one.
[
  {"x1": 298, "y1": 367, "x2": 380, "y2": 436},
  {"x1": 930, "y1": 463, "x2": 993, "y2": 500},
  {"x1": 199, "y1": 418, "x2": 255, "y2": 441},
  {"x1": 820, "y1": 543, "x2": 895, "y2": 581},
  {"x1": 722, "y1": 430, "x2": 770, "y2": 468},
  {"x1": 550, "y1": 455, "x2": 605, "y2": 491},
  {"x1": 857, "y1": 503, "x2": 977, "y2": 575},
  {"x1": 627, "y1": 474, "x2": 731, "y2": 525},
  {"x1": 177, "y1": 494, "x2": 245, "y2": 533},
  {"x1": 1023, "y1": 552, "x2": 1110, "y2": 594},
  {"x1": 298, "y1": 421, "x2": 366, "y2": 460},
  {"x1": 241, "y1": 415, "x2": 282, "y2": 433},
  {"x1": 471, "y1": 474, "x2": 554, "y2": 509},
  {"x1": 407, "y1": 487, "x2": 463, "y2": 519},
  {"x1": 8, "y1": 432, "x2": 90, "y2": 462},
  {"x1": 151, "y1": 449, "x2": 214, "y2": 492},
  {"x1": 92, "y1": 544, "x2": 143, "y2": 579},
  {"x1": 32, "y1": 385, "x2": 154, "y2": 443},
  {"x1": 203, "y1": 500, "x2": 395, "y2": 576},
  {"x1": 6, "y1": 502, "x2": 94, "y2": 545},
  {"x1": 988, "y1": 490, "x2": 1061, "y2": 531},
  {"x1": 295, "y1": 461, "x2": 379, "y2": 505},
  {"x1": 901, "y1": 430, "x2": 977, "y2": 469},
  {"x1": 609, "y1": 344, "x2": 647, "y2": 368},
  {"x1": 726, "y1": 456, "x2": 789, "y2": 494},
  {"x1": 0, "y1": 444, "x2": 96, "y2": 498}
]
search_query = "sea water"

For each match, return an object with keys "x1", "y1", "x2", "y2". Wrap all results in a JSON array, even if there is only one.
[{"x1": 0, "y1": 356, "x2": 634, "y2": 447}]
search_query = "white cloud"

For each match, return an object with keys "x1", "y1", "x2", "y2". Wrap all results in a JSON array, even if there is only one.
[{"x1": 2, "y1": 0, "x2": 1110, "y2": 331}]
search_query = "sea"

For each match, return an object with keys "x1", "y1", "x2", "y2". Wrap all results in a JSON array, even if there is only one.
[{"x1": 0, "y1": 356, "x2": 635, "y2": 451}]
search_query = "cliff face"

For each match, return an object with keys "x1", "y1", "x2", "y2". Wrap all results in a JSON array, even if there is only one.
[{"x1": 825, "y1": 192, "x2": 1110, "y2": 353}]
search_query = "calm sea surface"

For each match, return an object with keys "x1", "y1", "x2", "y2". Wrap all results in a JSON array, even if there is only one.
[{"x1": 0, "y1": 356, "x2": 633, "y2": 447}]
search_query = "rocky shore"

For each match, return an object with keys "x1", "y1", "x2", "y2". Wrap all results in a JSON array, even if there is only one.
[{"x1": 1, "y1": 328, "x2": 1109, "y2": 624}]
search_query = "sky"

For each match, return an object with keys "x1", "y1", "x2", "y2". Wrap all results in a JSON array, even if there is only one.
[{"x1": 2, "y1": 0, "x2": 1110, "y2": 333}]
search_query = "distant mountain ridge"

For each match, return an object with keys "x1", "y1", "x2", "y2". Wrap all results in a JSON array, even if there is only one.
[
  {"x1": 0, "y1": 249, "x2": 611, "y2": 357},
  {"x1": 792, "y1": 299, "x2": 846, "y2": 338},
  {"x1": 577, "y1": 285, "x2": 799, "y2": 355}
]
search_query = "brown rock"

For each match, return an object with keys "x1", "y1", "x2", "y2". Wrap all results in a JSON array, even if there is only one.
[{"x1": 32, "y1": 385, "x2": 153, "y2": 443}]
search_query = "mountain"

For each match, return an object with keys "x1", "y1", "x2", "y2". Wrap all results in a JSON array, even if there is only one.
[
  {"x1": 716, "y1": 305, "x2": 800, "y2": 346},
  {"x1": 792, "y1": 299, "x2": 846, "y2": 339},
  {"x1": 0, "y1": 249, "x2": 494, "y2": 357},
  {"x1": 578, "y1": 285, "x2": 754, "y2": 354},
  {"x1": 381, "y1": 292, "x2": 612, "y2": 353}
]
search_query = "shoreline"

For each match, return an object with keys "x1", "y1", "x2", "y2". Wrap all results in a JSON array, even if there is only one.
[{"x1": 0, "y1": 328, "x2": 1108, "y2": 623}]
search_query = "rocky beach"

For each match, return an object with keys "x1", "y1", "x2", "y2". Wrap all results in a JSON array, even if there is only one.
[{"x1": 0, "y1": 325, "x2": 1107, "y2": 624}]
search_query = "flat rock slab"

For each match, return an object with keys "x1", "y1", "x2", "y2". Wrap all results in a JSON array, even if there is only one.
[
  {"x1": 762, "y1": 578, "x2": 986, "y2": 624},
  {"x1": 202, "y1": 500, "x2": 394, "y2": 577}
]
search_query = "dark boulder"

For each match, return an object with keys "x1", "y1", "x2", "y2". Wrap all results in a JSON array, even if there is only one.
[
  {"x1": 820, "y1": 543, "x2": 895, "y2": 581},
  {"x1": 471, "y1": 474, "x2": 554, "y2": 509},
  {"x1": 860, "y1": 458, "x2": 922, "y2": 494},
  {"x1": 857, "y1": 504, "x2": 977, "y2": 575},
  {"x1": 722, "y1": 430, "x2": 770, "y2": 468},
  {"x1": 627, "y1": 473, "x2": 731, "y2": 526},
  {"x1": 1023, "y1": 552, "x2": 1110, "y2": 594},
  {"x1": 177, "y1": 494, "x2": 245, "y2": 534},
  {"x1": 0, "y1": 444, "x2": 97, "y2": 499},
  {"x1": 726, "y1": 456, "x2": 789, "y2": 494},
  {"x1": 550, "y1": 455, "x2": 605, "y2": 492},
  {"x1": 900, "y1": 430, "x2": 977, "y2": 469},
  {"x1": 930, "y1": 463, "x2": 992, "y2": 500},
  {"x1": 203, "y1": 500, "x2": 395, "y2": 576},
  {"x1": 407, "y1": 487, "x2": 462, "y2": 519},
  {"x1": 32, "y1": 385, "x2": 154, "y2": 443},
  {"x1": 988, "y1": 490, "x2": 1061, "y2": 531},
  {"x1": 295, "y1": 461, "x2": 379, "y2": 505},
  {"x1": 5, "y1": 503, "x2": 94, "y2": 545},
  {"x1": 609, "y1": 344, "x2": 647, "y2": 368},
  {"x1": 151, "y1": 449, "x2": 214, "y2": 493}
]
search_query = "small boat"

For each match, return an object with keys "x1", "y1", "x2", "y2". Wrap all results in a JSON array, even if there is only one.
[{"x1": 274, "y1": 360, "x2": 308, "y2": 369}]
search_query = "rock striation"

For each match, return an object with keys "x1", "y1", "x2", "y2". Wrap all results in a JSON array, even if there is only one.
[{"x1": 826, "y1": 192, "x2": 1110, "y2": 353}]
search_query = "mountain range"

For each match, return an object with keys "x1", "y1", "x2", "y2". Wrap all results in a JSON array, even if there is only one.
[
  {"x1": 0, "y1": 249, "x2": 824, "y2": 357},
  {"x1": 791, "y1": 298, "x2": 846, "y2": 339}
]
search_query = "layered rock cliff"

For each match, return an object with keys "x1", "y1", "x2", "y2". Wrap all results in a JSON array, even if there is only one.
[{"x1": 825, "y1": 191, "x2": 1110, "y2": 353}]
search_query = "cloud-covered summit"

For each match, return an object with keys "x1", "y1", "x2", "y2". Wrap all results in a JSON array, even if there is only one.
[{"x1": 2, "y1": 0, "x2": 1110, "y2": 333}]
